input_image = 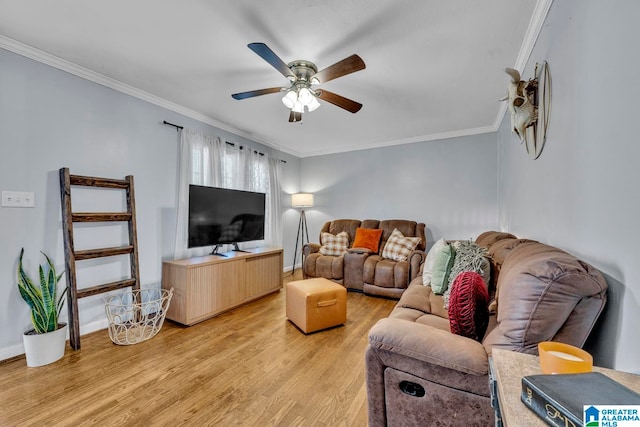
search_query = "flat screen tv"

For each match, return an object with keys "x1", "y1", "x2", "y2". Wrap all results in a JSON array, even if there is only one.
[{"x1": 188, "y1": 185, "x2": 265, "y2": 255}]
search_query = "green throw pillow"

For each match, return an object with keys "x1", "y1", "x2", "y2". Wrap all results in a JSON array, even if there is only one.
[{"x1": 430, "y1": 244, "x2": 456, "y2": 295}]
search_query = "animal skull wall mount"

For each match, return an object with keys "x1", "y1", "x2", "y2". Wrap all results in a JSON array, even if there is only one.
[{"x1": 500, "y1": 62, "x2": 551, "y2": 159}]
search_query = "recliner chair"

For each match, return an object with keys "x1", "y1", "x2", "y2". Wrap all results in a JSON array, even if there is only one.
[{"x1": 303, "y1": 219, "x2": 427, "y2": 299}]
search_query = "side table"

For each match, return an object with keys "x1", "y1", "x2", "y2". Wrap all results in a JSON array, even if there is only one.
[{"x1": 489, "y1": 348, "x2": 640, "y2": 427}]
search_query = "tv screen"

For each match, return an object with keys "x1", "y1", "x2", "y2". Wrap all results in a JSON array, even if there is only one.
[{"x1": 188, "y1": 185, "x2": 266, "y2": 249}]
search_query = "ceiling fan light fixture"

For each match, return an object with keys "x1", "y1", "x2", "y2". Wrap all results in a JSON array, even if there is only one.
[
  {"x1": 282, "y1": 90, "x2": 297, "y2": 108},
  {"x1": 292, "y1": 101, "x2": 304, "y2": 114},
  {"x1": 234, "y1": 43, "x2": 365, "y2": 120},
  {"x1": 298, "y1": 87, "x2": 313, "y2": 104},
  {"x1": 307, "y1": 96, "x2": 321, "y2": 112}
]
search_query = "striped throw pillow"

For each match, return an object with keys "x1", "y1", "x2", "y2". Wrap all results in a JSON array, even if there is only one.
[
  {"x1": 381, "y1": 228, "x2": 421, "y2": 262},
  {"x1": 319, "y1": 231, "x2": 349, "y2": 256}
]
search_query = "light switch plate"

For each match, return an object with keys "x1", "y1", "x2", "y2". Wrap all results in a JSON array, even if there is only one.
[{"x1": 2, "y1": 191, "x2": 35, "y2": 208}]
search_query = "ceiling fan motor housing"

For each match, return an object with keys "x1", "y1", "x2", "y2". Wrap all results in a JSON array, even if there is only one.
[{"x1": 287, "y1": 60, "x2": 318, "y2": 84}]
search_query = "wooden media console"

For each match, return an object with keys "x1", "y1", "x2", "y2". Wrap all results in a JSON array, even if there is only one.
[{"x1": 161, "y1": 247, "x2": 283, "y2": 325}]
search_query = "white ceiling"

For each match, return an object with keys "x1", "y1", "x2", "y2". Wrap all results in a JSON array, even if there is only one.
[{"x1": 0, "y1": 1, "x2": 547, "y2": 157}]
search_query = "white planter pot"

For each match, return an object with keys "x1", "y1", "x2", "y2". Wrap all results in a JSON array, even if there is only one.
[{"x1": 23, "y1": 323, "x2": 68, "y2": 367}]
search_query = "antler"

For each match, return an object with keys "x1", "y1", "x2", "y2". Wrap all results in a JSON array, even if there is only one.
[{"x1": 505, "y1": 68, "x2": 521, "y2": 83}]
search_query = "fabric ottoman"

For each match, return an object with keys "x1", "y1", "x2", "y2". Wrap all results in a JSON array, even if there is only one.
[{"x1": 286, "y1": 278, "x2": 347, "y2": 333}]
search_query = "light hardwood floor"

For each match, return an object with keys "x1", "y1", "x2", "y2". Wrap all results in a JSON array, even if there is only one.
[{"x1": 0, "y1": 272, "x2": 397, "y2": 426}]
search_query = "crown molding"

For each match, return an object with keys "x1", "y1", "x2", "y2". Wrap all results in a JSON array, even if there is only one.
[
  {"x1": 297, "y1": 125, "x2": 498, "y2": 158},
  {"x1": 0, "y1": 35, "x2": 299, "y2": 157},
  {"x1": 492, "y1": 0, "x2": 554, "y2": 130},
  {"x1": 514, "y1": 0, "x2": 554, "y2": 71}
]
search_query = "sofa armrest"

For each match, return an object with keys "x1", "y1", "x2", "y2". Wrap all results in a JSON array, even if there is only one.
[
  {"x1": 344, "y1": 250, "x2": 371, "y2": 290},
  {"x1": 368, "y1": 317, "x2": 488, "y2": 376},
  {"x1": 408, "y1": 249, "x2": 427, "y2": 281},
  {"x1": 366, "y1": 316, "x2": 491, "y2": 427},
  {"x1": 302, "y1": 243, "x2": 321, "y2": 257}
]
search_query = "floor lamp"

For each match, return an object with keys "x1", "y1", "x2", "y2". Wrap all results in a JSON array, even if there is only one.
[{"x1": 291, "y1": 193, "x2": 314, "y2": 275}]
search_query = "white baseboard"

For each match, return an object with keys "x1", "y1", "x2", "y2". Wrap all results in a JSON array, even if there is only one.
[
  {"x1": 0, "y1": 318, "x2": 109, "y2": 362},
  {"x1": 284, "y1": 265, "x2": 303, "y2": 273},
  {"x1": 0, "y1": 343, "x2": 25, "y2": 362}
]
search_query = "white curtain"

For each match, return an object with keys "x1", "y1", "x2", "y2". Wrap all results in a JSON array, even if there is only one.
[
  {"x1": 267, "y1": 157, "x2": 283, "y2": 248},
  {"x1": 174, "y1": 129, "x2": 223, "y2": 259},
  {"x1": 173, "y1": 128, "x2": 283, "y2": 259}
]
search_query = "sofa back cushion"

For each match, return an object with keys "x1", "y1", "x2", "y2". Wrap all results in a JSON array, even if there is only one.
[
  {"x1": 485, "y1": 238, "x2": 537, "y2": 292},
  {"x1": 483, "y1": 241, "x2": 608, "y2": 353},
  {"x1": 320, "y1": 219, "x2": 362, "y2": 247},
  {"x1": 475, "y1": 231, "x2": 517, "y2": 249},
  {"x1": 474, "y1": 231, "x2": 521, "y2": 292},
  {"x1": 378, "y1": 220, "x2": 426, "y2": 252}
]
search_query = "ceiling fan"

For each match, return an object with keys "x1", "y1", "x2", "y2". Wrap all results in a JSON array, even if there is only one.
[{"x1": 231, "y1": 43, "x2": 366, "y2": 123}]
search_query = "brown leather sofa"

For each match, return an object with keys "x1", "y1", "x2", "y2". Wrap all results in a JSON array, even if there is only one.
[
  {"x1": 302, "y1": 219, "x2": 426, "y2": 299},
  {"x1": 365, "y1": 231, "x2": 608, "y2": 426}
]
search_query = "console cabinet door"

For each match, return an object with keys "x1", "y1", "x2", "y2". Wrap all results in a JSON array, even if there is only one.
[
  {"x1": 212, "y1": 259, "x2": 247, "y2": 310},
  {"x1": 185, "y1": 265, "x2": 218, "y2": 322},
  {"x1": 245, "y1": 253, "x2": 283, "y2": 297},
  {"x1": 186, "y1": 261, "x2": 246, "y2": 323}
]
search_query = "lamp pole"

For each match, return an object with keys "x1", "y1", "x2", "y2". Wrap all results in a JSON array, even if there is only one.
[
  {"x1": 292, "y1": 209, "x2": 309, "y2": 275},
  {"x1": 291, "y1": 193, "x2": 314, "y2": 276}
]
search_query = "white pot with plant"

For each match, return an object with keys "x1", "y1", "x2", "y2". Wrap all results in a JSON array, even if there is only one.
[{"x1": 17, "y1": 248, "x2": 68, "y2": 367}]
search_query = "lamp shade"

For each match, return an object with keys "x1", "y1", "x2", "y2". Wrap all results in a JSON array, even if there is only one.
[
  {"x1": 307, "y1": 96, "x2": 321, "y2": 112},
  {"x1": 292, "y1": 101, "x2": 304, "y2": 114},
  {"x1": 298, "y1": 87, "x2": 313, "y2": 104},
  {"x1": 282, "y1": 90, "x2": 297, "y2": 109},
  {"x1": 291, "y1": 193, "x2": 314, "y2": 208}
]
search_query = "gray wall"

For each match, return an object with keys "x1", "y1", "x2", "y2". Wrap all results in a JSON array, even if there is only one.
[
  {"x1": 299, "y1": 133, "x2": 499, "y2": 250},
  {"x1": 497, "y1": 0, "x2": 640, "y2": 371},
  {"x1": 0, "y1": 48, "x2": 300, "y2": 359}
]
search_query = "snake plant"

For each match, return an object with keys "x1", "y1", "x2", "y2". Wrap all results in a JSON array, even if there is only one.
[{"x1": 17, "y1": 248, "x2": 67, "y2": 334}]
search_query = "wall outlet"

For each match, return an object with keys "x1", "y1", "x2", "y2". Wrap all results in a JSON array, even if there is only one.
[{"x1": 1, "y1": 191, "x2": 35, "y2": 208}]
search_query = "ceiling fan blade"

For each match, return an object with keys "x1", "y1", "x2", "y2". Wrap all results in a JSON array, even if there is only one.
[
  {"x1": 312, "y1": 54, "x2": 366, "y2": 84},
  {"x1": 248, "y1": 42, "x2": 296, "y2": 80},
  {"x1": 288, "y1": 111, "x2": 302, "y2": 122},
  {"x1": 231, "y1": 87, "x2": 282, "y2": 100},
  {"x1": 316, "y1": 90, "x2": 363, "y2": 113}
]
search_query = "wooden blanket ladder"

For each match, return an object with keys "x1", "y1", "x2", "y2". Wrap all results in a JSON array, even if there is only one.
[{"x1": 59, "y1": 167, "x2": 140, "y2": 350}]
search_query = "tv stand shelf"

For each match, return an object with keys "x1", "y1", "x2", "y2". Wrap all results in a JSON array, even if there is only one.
[{"x1": 161, "y1": 247, "x2": 283, "y2": 325}]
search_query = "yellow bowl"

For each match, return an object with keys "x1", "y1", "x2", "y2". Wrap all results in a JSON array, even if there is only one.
[{"x1": 538, "y1": 341, "x2": 593, "y2": 374}]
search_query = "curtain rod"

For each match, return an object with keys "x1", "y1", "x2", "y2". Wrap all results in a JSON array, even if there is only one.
[
  {"x1": 225, "y1": 141, "x2": 286, "y2": 163},
  {"x1": 163, "y1": 120, "x2": 183, "y2": 130},
  {"x1": 163, "y1": 120, "x2": 285, "y2": 163}
]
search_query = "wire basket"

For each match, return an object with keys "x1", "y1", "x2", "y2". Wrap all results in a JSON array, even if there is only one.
[{"x1": 104, "y1": 287, "x2": 173, "y2": 345}]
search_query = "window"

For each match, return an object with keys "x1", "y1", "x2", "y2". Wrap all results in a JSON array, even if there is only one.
[{"x1": 176, "y1": 130, "x2": 281, "y2": 259}]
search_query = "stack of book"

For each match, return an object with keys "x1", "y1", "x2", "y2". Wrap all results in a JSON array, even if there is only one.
[{"x1": 521, "y1": 372, "x2": 640, "y2": 426}]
